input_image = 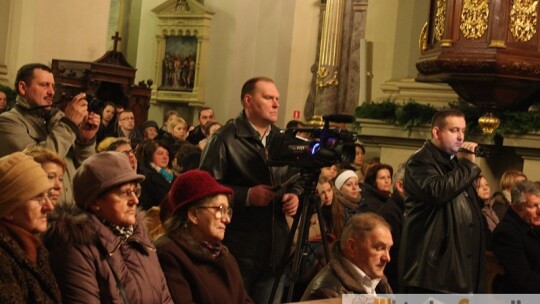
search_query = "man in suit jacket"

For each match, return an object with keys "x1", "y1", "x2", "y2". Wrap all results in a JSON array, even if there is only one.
[{"x1": 490, "y1": 180, "x2": 540, "y2": 293}]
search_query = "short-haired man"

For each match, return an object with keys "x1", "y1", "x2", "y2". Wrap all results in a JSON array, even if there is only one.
[
  {"x1": 0, "y1": 63, "x2": 100, "y2": 206},
  {"x1": 400, "y1": 109, "x2": 486, "y2": 293},
  {"x1": 490, "y1": 180, "x2": 540, "y2": 292},
  {"x1": 200, "y1": 77, "x2": 300, "y2": 303},
  {"x1": 301, "y1": 213, "x2": 393, "y2": 300},
  {"x1": 116, "y1": 109, "x2": 142, "y2": 148},
  {"x1": 186, "y1": 106, "x2": 215, "y2": 145}
]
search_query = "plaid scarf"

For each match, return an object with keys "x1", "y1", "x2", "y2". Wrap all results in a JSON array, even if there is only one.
[{"x1": 100, "y1": 217, "x2": 134, "y2": 241}]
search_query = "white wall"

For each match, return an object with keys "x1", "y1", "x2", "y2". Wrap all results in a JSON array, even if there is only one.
[
  {"x1": 2, "y1": 0, "x2": 110, "y2": 88},
  {"x1": 130, "y1": 0, "x2": 317, "y2": 127},
  {"x1": 365, "y1": 0, "x2": 430, "y2": 101}
]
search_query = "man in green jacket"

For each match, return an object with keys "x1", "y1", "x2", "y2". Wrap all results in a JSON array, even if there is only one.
[{"x1": 0, "y1": 63, "x2": 99, "y2": 206}]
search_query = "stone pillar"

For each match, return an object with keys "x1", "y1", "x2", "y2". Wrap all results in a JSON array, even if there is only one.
[{"x1": 305, "y1": 0, "x2": 369, "y2": 122}]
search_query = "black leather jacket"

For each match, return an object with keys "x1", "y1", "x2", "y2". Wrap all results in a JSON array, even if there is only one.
[
  {"x1": 399, "y1": 140, "x2": 486, "y2": 293},
  {"x1": 199, "y1": 111, "x2": 301, "y2": 267}
]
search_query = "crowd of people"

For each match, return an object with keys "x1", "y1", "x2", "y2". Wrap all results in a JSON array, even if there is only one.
[{"x1": 1, "y1": 63, "x2": 540, "y2": 303}]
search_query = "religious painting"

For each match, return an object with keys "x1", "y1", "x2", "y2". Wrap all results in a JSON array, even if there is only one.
[{"x1": 160, "y1": 36, "x2": 198, "y2": 92}]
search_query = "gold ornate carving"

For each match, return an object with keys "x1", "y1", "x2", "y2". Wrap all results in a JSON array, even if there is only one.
[
  {"x1": 316, "y1": 67, "x2": 339, "y2": 88},
  {"x1": 434, "y1": 0, "x2": 447, "y2": 42},
  {"x1": 419, "y1": 22, "x2": 428, "y2": 54},
  {"x1": 460, "y1": 0, "x2": 491, "y2": 39},
  {"x1": 509, "y1": 0, "x2": 538, "y2": 42}
]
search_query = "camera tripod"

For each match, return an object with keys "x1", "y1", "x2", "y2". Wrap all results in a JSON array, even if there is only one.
[{"x1": 268, "y1": 169, "x2": 331, "y2": 304}]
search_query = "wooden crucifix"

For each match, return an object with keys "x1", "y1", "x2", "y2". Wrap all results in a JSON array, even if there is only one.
[{"x1": 111, "y1": 31, "x2": 122, "y2": 52}]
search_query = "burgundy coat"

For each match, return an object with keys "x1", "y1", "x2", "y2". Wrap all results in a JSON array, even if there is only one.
[{"x1": 155, "y1": 228, "x2": 253, "y2": 304}]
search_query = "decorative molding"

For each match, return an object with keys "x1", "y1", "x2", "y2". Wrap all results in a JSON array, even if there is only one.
[
  {"x1": 316, "y1": 0, "x2": 345, "y2": 89},
  {"x1": 440, "y1": 39, "x2": 453, "y2": 47},
  {"x1": 489, "y1": 40, "x2": 507, "y2": 48},
  {"x1": 434, "y1": 0, "x2": 447, "y2": 42},
  {"x1": 509, "y1": 0, "x2": 538, "y2": 42},
  {"x1": 417, "y1": 59, "x2": 494, "y2": 74},
  {"x1": 499, "y1": 60, "x2": 540, "y2": 77},
  {"x1": 420, "y1": 22, "x2": 428, "y2": 54},
  {"x1": 460, "y1": 0, "x2": 491, "y2": 39}
]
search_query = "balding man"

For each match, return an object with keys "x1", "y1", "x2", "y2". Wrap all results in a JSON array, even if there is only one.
[{"x1": 301, "y1": 213, "x2": 393, "y2": 300}]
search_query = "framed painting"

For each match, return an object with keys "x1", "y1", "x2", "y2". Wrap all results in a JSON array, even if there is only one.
[
  {"x1": 152, "y1": 0, "x2": 214, "y2": 104},
  {"x1": 160, "y1": 36, "x2": 198, "y2": 92}
]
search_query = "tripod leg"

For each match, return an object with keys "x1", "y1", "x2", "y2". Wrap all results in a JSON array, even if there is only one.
[
  {"x1": 314, "y1": 197, "x2": 331, "y2": 262},
  {"x1": 267, "y1": 198, "x2": 304, "y2": 304},
  {"x1": 286, "y1": 195, "x2": 312, "y2": 302}
]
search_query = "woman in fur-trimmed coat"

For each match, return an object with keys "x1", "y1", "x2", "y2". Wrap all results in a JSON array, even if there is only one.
[{"x1": 43, "y1": 152, "x2": 172, "y2": 304}]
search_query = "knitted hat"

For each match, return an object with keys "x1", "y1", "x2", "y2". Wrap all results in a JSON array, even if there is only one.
[
  {"x1": 0, "y1": 152, "x2": 51, "y2": 218},
  {"x1": 170, "y1": 170, "x2": 233, "y2": 214},
  {"x1": 142, "y1": 120, "x2": 159, "y2": 131},
  {"x1": 335, "y1": 170, "x2": 358, "y2": 190},
  {"x1": 73, "y1": 151, "x2": 145, "y2": 210}
]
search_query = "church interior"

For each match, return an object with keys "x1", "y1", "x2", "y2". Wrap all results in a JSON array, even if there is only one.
[{"x1": 2, "y1": 0, "x2": 540, "y2": 188}]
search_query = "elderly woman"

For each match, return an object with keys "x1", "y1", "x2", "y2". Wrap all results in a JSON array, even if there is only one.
[
  {"x1": 361, "y1": 163, "x2": 394, "y2": 213},
  {"x1": 332, "y1": 169, "x2": 367, "y2": 239},
  {"x1": 23, "y1": 146, "x2": 67, "y2": 206},
  {"x1": 155, "y1": 169, "x2": 253, "y2": 304},
  {"x1": 43, "y1": 152, "x2": 172, "y2": 304},
  {"x1": 0, "y1": 152, "x2": 61, "y2": 303},
  {"x1": 137, "y1": 140, "x2": 175, "y2": 209}
]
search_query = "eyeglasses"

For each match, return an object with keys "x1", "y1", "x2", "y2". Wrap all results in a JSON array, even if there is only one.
[
  {"x1": 119, "y1": 116, "x2": 135, "y2": 121},
  {"x1": 31, "y1": 192, "x2": 52, "y2": 206},
  {"x1": 119, "y1": 149, "x2": 134, "y2": 156},
  {"x1": 113, "y1": 186, "x2": 142, "y2": 199},
  {"x1": 198, "y1": 205, "x2": 233, "y2": 219}
]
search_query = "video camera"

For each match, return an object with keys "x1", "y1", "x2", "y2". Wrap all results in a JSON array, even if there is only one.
[{"x1": 268, "y1": 114, "x2": 358, "y2": 168}]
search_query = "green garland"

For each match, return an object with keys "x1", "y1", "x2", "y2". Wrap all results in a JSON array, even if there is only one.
[{"x1": 355, "y1": 99, "x2": 540, "y2": 137}]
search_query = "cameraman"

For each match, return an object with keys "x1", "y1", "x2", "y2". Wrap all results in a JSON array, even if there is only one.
[
  {"x1": 200, "y1": 77, "x2": 300, "y2": 304},
  {"x1": 0, "y1": 63, "x2": 99, "y2": 206}
]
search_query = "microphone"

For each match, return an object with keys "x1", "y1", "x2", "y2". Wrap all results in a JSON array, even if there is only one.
[
  {"x1": 458, "y1": 146, "x2": 490, "y2": 158},
  {"x1": 322, "y1": 114, "x2": 356, "y2": 124}
]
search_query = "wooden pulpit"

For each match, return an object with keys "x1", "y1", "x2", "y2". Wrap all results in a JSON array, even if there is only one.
[{"x1": 416, "y1": 0, "x2": 540, "y2": 111}]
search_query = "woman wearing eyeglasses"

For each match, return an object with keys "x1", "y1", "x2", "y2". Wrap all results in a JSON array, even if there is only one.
[
  {"x1": 0, "y1": 152, "x2": 61, "y2": 303},
  {"x1": 155, "y1": 169, "x2": 253, "y2": 304},
  {"x1": 43, "y1": 152, "x2": 173, "y2": 304}
]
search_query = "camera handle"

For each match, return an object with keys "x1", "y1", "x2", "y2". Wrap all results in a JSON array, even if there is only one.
[{"x1": 268, "y1": 170, "x2": 331, "y2": 304}]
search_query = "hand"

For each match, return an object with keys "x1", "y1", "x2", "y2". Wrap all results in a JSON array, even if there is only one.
[
  {"x1": 457, "y1": 141, "x2": 478, "y2": 162},
  {"x1": 64, "y1": 93, "x2": 88, "y2": 126},
  {"x1": 248, "y1": 185, "x2": 275, "y2": 207},
  {"x1": 282, "y1": 193, "x2": 299, "y2": 216},
  {"x1": 79, "y1": 112, "x2": 100, "y2": 143}
]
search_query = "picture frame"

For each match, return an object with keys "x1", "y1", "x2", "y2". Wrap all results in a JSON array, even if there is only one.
[{"x1": 152, "y1": 0, "x2": 214, "y2": 104}]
